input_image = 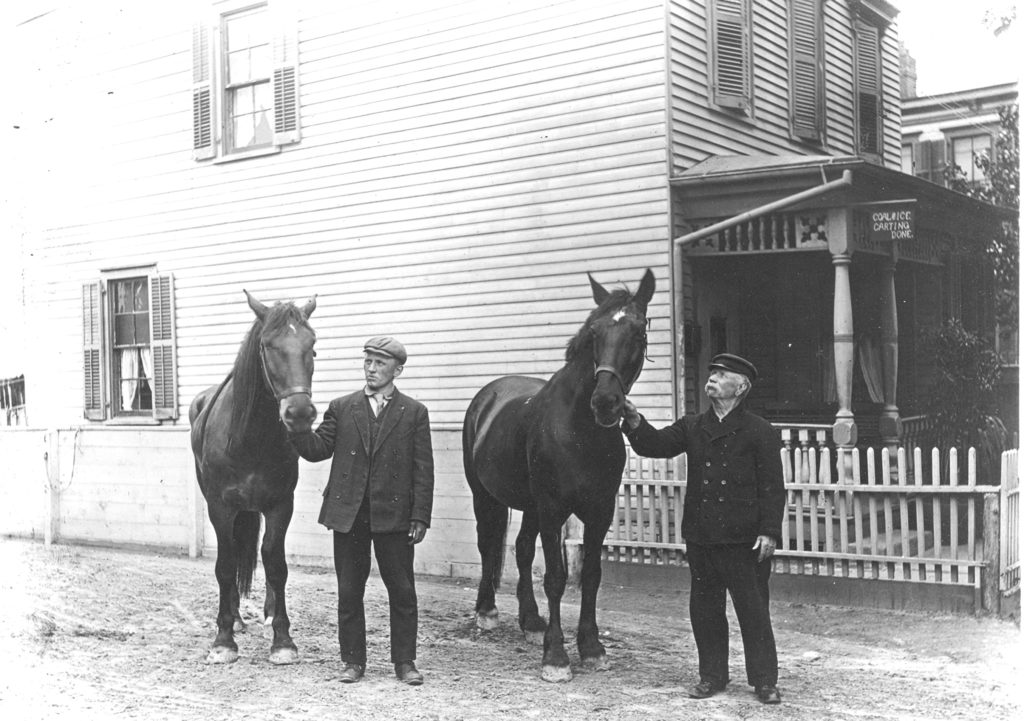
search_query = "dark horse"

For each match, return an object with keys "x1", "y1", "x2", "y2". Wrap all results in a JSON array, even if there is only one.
[
  {"x1": 463, "y1": 269, "x2": 655, "y2": 682},
  {"x1": 189, "y1": 290, "x2": 318, "y2": 665}
]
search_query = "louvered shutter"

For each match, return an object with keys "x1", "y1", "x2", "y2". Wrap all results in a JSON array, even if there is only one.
[
  {"x1": 855, "y1": 21, "x2": 882, "y2": 156},
  {"x1": 149, "y1": 274, "x2": 178, "y2": 420},
  {"x1": 790, "y1": 0, "x2": 822, "y2": 142},
  {"x1": 192, "y1": 23, "x2": 215, "y2": 160},
  {"x1": 83, "y1": 282, "x2": 106, "y2": 420},
  {"x1": 712, "y1": 0, "x2": 751, "y2": 109},
  {"x1": 272, "y1": 6, "x2": 300, "y2": 146}
]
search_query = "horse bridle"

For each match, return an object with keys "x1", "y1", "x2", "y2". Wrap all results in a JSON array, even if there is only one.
[
  {"x1": 259, "y1": 343, "x2": 312, "y2": 401},
  {"x1": 593, "y1": 319, "x2": 648, "y2": 394}
]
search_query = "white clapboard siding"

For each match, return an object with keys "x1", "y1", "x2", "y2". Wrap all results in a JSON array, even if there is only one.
[{"x1": 18, "y1": 0, "x2": 674, "y2": 430}]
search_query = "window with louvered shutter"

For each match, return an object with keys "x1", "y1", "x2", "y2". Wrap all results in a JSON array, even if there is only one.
[
  {"x1": 191, "y1": 1, "x2": 301, "y2": 161},
  {"x1": 82, "y1": 282, "x2": 106, "y2": 420},
  {"x1": 192, "y1": 23, "x2": 215, "y2": 160},
  {"x1": 789, "y1": 0, "x2": 824, "y2": 143},
  {"x1": 854, "y1": 20, "x2": 882, "y2": 156},
  {"x1": 711, "y1": 0, "x2": 752, "y2": 110},
  {"x1": 149, "y1": 274, "x2": 178, "y2": 420}
]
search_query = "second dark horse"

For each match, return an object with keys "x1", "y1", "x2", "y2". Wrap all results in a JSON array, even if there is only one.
[
  {"x1": 189, "y1": 290, "x2": 318, "y2": 665},
  {"x1": 463, "y1": 269, "x2": 655, "y2": 681}
]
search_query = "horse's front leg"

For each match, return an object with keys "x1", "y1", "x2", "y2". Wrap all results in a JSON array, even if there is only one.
[
  {"x1": 207, "y1": 512, "x2": 240, "y2": 664},
  {"x1": 515, "y1": 509, "x2": 546, "y2": 643},
  {"x1": 262, "y1": 501, "x2": 299, "y2": 665},
  {"x1": 538, "y1": 525, "x2": 572, "y2": 682},
  {"x1": 577, "y1": 516, "x2": 611, "y2": 669}
]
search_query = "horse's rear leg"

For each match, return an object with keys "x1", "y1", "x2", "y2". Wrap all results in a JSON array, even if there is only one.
[
  {"x1": 471, "y1": 485, "x2": 507, "y2": 631},
  {"x1": 262, "y1": 501, "x2": 298, "y2": 665},
  {"x1": 207, "y1": 511, "x2": 240, "y2": 664},
  {"x1": 577, "y1": 518, "x2": 611, "y2": 669},
  {"x1": 515, "y1": 509, "x2": 546, "y2": 643}
]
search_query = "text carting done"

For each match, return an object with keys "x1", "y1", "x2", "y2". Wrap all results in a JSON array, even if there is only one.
[{"x1": 870, "y1": 208, "x2": 914, "y2": 240}]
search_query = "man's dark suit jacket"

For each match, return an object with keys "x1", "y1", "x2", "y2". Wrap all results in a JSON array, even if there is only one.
[
  {"x1": 624, "y1": 405, "x2": 785, "y2": 545},
  {"x1": 290, "y1": 389, "x2": 434, "y2": 534}
]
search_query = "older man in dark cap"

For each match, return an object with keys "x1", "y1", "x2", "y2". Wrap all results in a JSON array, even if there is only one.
[
  {"x1": 622, "y1": 353, "x2": 785, "y2": 705},
  {"x1": 289, "y1": 336, "x2": 434, "y2": 686}
]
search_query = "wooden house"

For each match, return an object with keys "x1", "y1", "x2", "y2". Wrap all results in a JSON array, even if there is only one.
[{"x1": 4, "y1": 0, "x2": 1009, "y2": 573}]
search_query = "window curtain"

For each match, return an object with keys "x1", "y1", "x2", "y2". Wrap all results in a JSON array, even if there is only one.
[
  {"x1": 857, "y1": 336, "x2": 885, "y2": 404},
  {"x1": 119, "y1": 348, "x2": 154, "y2": 410}
]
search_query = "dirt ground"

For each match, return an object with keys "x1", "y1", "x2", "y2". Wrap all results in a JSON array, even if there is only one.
[{"x1": 1, "y1": 539, "x2": 1020, "y2": 721}]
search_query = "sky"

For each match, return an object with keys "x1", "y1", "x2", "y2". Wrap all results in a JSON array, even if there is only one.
[{"x1": 895, "y1": 0, "x2": 1020, "y2": 95}]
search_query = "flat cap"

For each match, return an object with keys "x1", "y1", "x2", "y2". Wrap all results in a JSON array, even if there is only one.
[
  {"x1": 708, "y1": 353, "x2": 757, "y2": 382},
  {"x1": 363, "y1": 336, "x2": 407, "y2": 364}
]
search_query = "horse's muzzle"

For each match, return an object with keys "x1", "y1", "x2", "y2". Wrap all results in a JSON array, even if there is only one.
[{"x1": 280, "y1": 396, "x2": 318, "y2": 433}]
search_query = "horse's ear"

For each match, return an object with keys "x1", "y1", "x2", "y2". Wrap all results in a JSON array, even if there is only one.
[
  {"x1": 244, "y1": 289, "x2": 269, "y2": 321},
  {"x1": 588, "y1": 272, "x2": 610, "y2": 306},
  {"x1": 300, "y1": 294, "x2": 317, "y2": 319},
  {"x1": 634, "y1": 268, "x2": 656, "y2": 311}
]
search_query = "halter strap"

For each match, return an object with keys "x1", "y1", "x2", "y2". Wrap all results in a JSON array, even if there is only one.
[
  {"x1": 260, "y1": 344, "x2": 312, "y2": 401},
  {"x1": 594, "y1": 361, "x2": 643, "y2": 395}
]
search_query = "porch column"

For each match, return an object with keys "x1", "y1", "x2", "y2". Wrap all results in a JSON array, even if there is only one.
[
  {"x1": 831, "y1": 253, "x2": 857, "y2": 447},
  {"x1": 878, "y1": 258, "x2": 902, "y2": 448}
]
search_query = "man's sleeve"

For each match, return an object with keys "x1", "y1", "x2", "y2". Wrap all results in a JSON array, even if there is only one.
[
  {"x1": 410, "y1": 404, "x2": 434, "y2": 527},
  {"x1": 288, "y1": 400, "x2": 338, "y2": 463},
  {"x1": 755, "y1": 420, "x2": 786, "y2": 543},
  {"x1": 623, "y1": 416, "x2": 689, "y2": 458}
]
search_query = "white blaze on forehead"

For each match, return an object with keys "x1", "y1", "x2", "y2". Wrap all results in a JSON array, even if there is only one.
[
  {"x1": 288, "y1": 323, "x2": 297, "y2": 334},
  {"x1": 612, "y1": 309, "x2": 627, "y2": 322}
]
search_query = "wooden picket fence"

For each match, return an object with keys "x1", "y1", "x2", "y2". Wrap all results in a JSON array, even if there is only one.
[{"x1": 602, "y1": 441, "x2": 1017, "y2": 610}]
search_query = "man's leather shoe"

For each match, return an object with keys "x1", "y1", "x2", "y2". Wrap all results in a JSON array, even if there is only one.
[
  {"x1": 755, "y1": 685, "x2": 782, "y2": 704},
  {"x1": 338, "y1": 663, "x2": 364, "y2": 683},
  {"x1": 687, "y1": 679, "x2": 726, "y2": 699},
  {"x1": 395, "y1": 660, "x2": 424, "y2": 686}
]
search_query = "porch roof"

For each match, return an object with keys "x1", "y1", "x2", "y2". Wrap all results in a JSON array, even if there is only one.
[{"x1": 672, "y1": 154, "x2": 1017, "y2": 231}]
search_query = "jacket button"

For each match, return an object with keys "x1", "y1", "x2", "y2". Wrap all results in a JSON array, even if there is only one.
[
  {"x1": 703, "y1": 479, "x2": 709, "y2": 485},
  {"x1": 350, "y1": 450, "x2": 357, "y2": 455},
  {"x1": 718, "y1": 497, "x2": 725, "y2": 502},
  {"x1": 721, "y1": 480, "x2": 726, "y2": 484},
  {"x1": 705, "y1": 461, "x2": 711, "y2": 467}
]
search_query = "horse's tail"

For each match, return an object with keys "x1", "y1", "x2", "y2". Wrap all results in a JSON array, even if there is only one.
[{"x1": 233, "y1": 511, "x2": 261, "y2": 597}]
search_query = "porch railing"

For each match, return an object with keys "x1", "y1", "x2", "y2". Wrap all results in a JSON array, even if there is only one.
[{"x1": 601, "y1": 445, "x2": 1016, "y2": 611}]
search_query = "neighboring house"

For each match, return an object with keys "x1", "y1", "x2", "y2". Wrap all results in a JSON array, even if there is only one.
[
  {"x1": 4, "y1": 0, "x2": 1010, "y2": 570},
  {"x1": 900, "y1": 79, "x2": 1019, "y2": 368}
]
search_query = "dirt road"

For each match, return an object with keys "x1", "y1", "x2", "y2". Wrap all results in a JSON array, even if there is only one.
[{"x1": 1, "y1": 539, "x2": 1019, "y2": 720}]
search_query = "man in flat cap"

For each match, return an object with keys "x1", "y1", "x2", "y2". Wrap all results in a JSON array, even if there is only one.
[
  {"x1": 622, "y1": 353, "x2": 785, "y2": 705},
  {"x1": 289, "y1": 336, "x2": 434, "y2": 685}
]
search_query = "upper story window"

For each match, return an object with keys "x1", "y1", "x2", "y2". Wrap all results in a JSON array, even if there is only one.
[
  {"x1": 709, "y1": 0, "x2": 753, "y2": 113},
  {"x1": 83, "y1": 272, "x2": 178, "y2": 422},
  {"x1": 192, "y1": 2, "x2": 300, "y2": 162},
  {"x1": 789, "y1": 0, "x2": 825, "y2": 144},
  {"x1": 951, "y1": 134, "x2": 992, "y2": 185},
  {"x1": 900, "y1": 143, "x2": 915, "y2": 174},
  {"x1": 848, "y1": 0, "x2": 896, "y2": 160}
]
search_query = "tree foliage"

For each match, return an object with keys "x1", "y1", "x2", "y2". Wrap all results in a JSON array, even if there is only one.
[
  {"x1": 924, "y1": 319, "x2": 1010, "y2": 482},
  {"x1": 945, "y1": 104, "x2": 1019, "y2": 329}
]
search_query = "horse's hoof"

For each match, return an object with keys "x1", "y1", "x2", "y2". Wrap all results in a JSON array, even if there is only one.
[
  {"x1": 541, "y1": 664, "x2": 573, "y2": 683},
  {"x1": 582, "y1": 653, "x2": 610, "y2": 671},
  {"x1": 205, "y1": 646, "x2": 239, "y2": 664},
  {"x1": 475, "y1": 610, "x2": 499, "y2": 631},
  {"x1": 269, "y1": 646, "x2": 299, "y2": 665},
  {"x1": 524, "y1": 629, "x2": 545, "y2": 646},
  {"x1": 263, "y1": 616, "x2": 274, "y2": 640}
]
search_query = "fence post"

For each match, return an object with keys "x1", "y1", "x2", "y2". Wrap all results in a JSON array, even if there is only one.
[{"x1": 982, "y1": 493, "x2": 1001, "y2": 614}]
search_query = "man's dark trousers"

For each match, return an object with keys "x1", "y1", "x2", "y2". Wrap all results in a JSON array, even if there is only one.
[
  {"x1": 333, "y1": 497, "x2": 417, "y2": 665},
  {"x1": 687, "y1": 543, "x2": 778, "y2": 687}
]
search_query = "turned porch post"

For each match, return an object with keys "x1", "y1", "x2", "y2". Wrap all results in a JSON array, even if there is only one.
[
  {"x1": 828, "y1": 209, "x2": 857, "y2": 448},
  {"x1": 878, "y1": 257, "x2": 902, "y2": 449}
]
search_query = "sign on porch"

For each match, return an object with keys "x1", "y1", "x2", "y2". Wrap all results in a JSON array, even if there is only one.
[{"x1": 863, "y1": 201, "x2": 916, "y2": 243}]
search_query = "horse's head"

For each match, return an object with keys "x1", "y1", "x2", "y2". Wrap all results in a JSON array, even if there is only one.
[
  {"x1": 585, "y1": 269, "x2": 655, "y2": 428},
  {"x1": 245, "y1": 290, "x2": 319, "y2": 433}
]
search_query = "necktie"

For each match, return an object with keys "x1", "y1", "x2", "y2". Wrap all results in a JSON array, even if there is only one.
[{"x1": 372, "y1": 394, "x2": 386, "y2": 417}]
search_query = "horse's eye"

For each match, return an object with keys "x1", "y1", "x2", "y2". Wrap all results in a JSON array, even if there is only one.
[{"x1": 311, "y1": 350, "x2": 317, "y2": 358}]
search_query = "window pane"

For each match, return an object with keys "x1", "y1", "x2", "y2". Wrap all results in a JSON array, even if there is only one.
[
  {"x1": 135, "y1": 313, "x2": 150, "y2": 343},
  {"x1": 133, "y1": 280, "x2": 148, "y2": 311},
  {"x1": 234, "y1": 85, "x2": 254, "y2": 115},
  {"x1": 115, "y1": 315, "x2": 135, "y2": 346},
  {"x1": 228, "y1": 49, "x2": 252, "y2": 84},
  {"x1": 901, "y1": 144, "x2": 914, "y2": 174}
]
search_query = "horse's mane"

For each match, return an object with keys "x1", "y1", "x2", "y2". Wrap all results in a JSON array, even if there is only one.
[
  {"x1": 564, "y1": 288, "x2": 635, "y2": 364},
  {"x1": 227, "y1": 302, "x2": 311, "y2": 457}
]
